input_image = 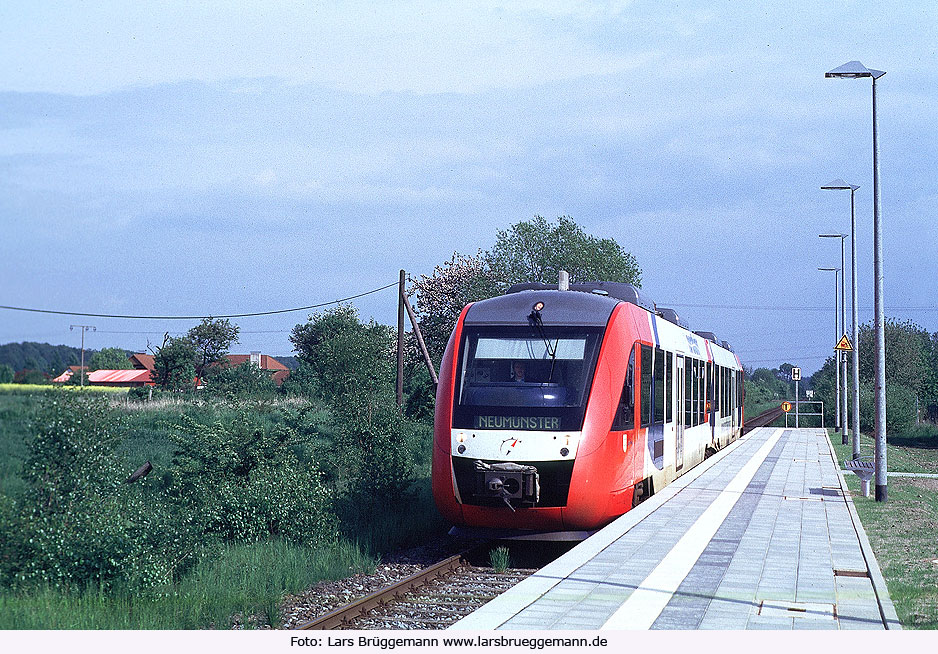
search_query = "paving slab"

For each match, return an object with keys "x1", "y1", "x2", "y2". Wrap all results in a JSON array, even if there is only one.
[{"x1": 451, "y1": 427, "x2": 900, "y2": 631}]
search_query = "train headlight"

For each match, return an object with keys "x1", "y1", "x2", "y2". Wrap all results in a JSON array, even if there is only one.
[
  {"x1": 560, "y1": 447, "x2": 569, "y2": 457},
  {"x1": 457, "y1": 432, "x2": 466, "y2": 443},
  {"x1": 457, "y1": 444, "x2": 466, "y2": 454}
]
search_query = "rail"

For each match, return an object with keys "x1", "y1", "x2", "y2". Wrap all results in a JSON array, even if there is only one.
[
  {"x1": 294, "y1": 552, "x2": 471, "y2": 630},
  {"x1": 742, "y1": 404, "x2": 786, "y2": 434}
]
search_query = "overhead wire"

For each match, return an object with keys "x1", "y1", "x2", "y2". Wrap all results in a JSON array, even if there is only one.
[{"x1": 0, "y1": 282, "x2": 398, "y2": 320}]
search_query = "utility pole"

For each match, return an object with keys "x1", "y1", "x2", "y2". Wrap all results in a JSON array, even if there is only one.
[
  {"x1": 70, "y1": 324, "x2": 96, "y2": 387},
  {"x1": 396, "y1": 270, "x2": 405, "y2": 407}
]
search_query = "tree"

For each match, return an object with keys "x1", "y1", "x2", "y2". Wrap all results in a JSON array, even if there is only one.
[
  {"x1": 486, "y1": 215, "x2": 642, "y2": 287},
  {"x1": 186, "y1": 318, "x2": 240, "y2": 383},
  {"x1": 409, "y1": 251, "x2": 501, "y2": 362},
  {"x1": 0, "y1": 364, "x2": 13, "y2": 383},
  {"x1": 289, "y1": 305, "x2": 395, "y2": 406},
  {"x1": 411, "y1": 216, "x2": 643, "y2": 365},
  {"x1": 151, "y1": 334, "x2": 197, "y2": 391},
  {"x1": 88, "y1": 347, "x2": 132, "y2": 371}
]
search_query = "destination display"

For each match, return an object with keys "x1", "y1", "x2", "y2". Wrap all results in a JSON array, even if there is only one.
[{"x1": 474, "y1": 415, "x2": 561, "y2": 430}]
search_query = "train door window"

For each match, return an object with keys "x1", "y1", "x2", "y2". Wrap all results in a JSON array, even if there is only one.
[
  {"x1": 717, "y1": 366, "x2": 723, "y2": 417},
  {"x1": 612, "y1": 346, "x2": 635, "y2": 430},
  {"x1": 640, "y1": 344, "x2": 652, "y2": 427},
  {"x1": 697, "y1": 362, "x2": 705, "y2": 425},
  {"x1": 653, "y1": 348, "x2": 665, "y2": 425},
  {"x1": 664, "y1": 352, "x2": 674, "y2": 422},
  {"x1": 684, "y1": 359, "x2": 693, "y2": 427},
  {"x1": 705, "y1": 361, "x2": 712, "y2": 417},
  {"x1": 690, "y1": 359, "x2": 700, "y2": 426},
  {"x1": 725, "y1": 367, "x2": 730, "y2": 417}
]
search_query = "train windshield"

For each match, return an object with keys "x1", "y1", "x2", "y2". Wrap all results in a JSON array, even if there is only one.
[{"x1": 453, "y1": 327, "x2": 603, "y2": 431}]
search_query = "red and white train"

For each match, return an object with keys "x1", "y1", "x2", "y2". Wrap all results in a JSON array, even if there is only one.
[{"x1": 431, "y1": 280, "x2": 744, "y2": 537}]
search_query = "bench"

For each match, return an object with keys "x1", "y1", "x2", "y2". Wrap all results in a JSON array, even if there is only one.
[{"x1": 844, "y1": 457, "x2": 875, "y2": 497}]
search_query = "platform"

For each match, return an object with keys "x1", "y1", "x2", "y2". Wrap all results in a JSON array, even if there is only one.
[{"x1": 452, "y1": 427, "x2": 901, "y2": 630}]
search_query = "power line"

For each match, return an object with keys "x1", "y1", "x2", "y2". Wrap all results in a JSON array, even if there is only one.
[
  {"x1": 0, "y1": 282, "x2": 398, "y2": 320},
  {"x1": 662, "y1": 302, "x2": 938, "y2": 312}
]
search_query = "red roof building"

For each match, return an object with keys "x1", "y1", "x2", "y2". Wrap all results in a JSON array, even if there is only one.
[
  {"x1": 129, "y1": 353, "x2": 156, "y2": 371},
  {"x1": 87, "y1": 369, "x2": 154, "y2": 386}
]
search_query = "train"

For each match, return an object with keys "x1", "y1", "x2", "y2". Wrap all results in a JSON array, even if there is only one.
[{"x1": 431, "y1": 279, "x2": 744, "y2": 538}]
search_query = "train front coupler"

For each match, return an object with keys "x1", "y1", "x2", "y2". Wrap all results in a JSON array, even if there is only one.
[{"x1": 472, "y1": 460, "x2": 540, "y2": 511}]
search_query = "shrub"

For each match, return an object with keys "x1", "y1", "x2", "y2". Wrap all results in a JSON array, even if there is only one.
[
  {"x1": 202, "y1": 362, "x2": 277, "y2": 400},
  {"x1": 7, "y1": 394, "x2": 195, "y2": 592},
  {"x1": 165, "y1": 411, "x2": 337, "y2": 545}
]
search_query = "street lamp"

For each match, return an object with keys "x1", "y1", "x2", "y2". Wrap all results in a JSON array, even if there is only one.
[
  {"x1": 826, "y1": 60, "x2": 887, "y2": 501},
  {"x1": 822, "y1": 180, "x2": 861, "y2": 460},
  {"x1": 820, "y1": 233, "x2": 848, "y2": 445}
]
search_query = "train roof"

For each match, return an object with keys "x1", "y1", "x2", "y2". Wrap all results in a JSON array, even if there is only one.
[
  {"x1": 465, "y1": 288, "x2": 620, "y2": 327},
  {"x1": 506, "y1": 281, "x2": 655, "y2": 311}
]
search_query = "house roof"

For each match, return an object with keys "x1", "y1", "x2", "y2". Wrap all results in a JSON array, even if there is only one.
[
  {"x1": 129, "y1": 353, "x2": 155, "y2": 370},
  {"x1": 225, "y1": 354, "x2": 290, "y2": 371},
  {"x1": 87, "y1": 369, "x2": 153, "y2": 384}
]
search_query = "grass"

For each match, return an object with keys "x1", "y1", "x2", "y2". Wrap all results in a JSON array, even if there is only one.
[
  {"x1": 0, "y1": 383, "x2": 128, "y2": 395},
  {"x1": 830, "y1": 423, "x2": 938, "y2": 629},
  {"x1": 0, "y1": 539, "x2": 377, "y2": 629},
  {"x1": 489, "y1": 547, "x2": 511, "y2": 573}
]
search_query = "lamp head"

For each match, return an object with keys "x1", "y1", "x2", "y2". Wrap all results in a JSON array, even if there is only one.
[
  {"x1": 826, "y1": 61, "x2": 885, "y2": 80},
  {"x1": 821, "y1": 177, "x2": 860, "y2": 191}
]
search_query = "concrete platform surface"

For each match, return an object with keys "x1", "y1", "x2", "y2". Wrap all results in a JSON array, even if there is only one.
[{"x1": 452, "y1": 427, "x2": 901, "y2": 631}]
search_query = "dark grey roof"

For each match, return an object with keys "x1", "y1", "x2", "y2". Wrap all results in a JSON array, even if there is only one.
[
  {"x1": 656, "y1": 307, "x2": 689, "y2": 330},
  {"x1": 693, "y1": 330, "x2": 720, "y2": 344},
  {"x1": 506, "y1": 281, "x2": 654, "y2": 312},
  {"x1": 464, "y1": 289, "x2": 620, "y2": 328}
]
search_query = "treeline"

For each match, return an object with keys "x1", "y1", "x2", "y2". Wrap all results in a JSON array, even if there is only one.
[
  {"x1": 812, "y1": 318, "x2": 938, "y2": 432},
  {"x1": 0, "y1": 342, "x2": 83, "y2": 377}
]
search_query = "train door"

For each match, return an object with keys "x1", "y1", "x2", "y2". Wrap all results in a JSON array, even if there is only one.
[
  {"x1": 675, "y1": 354, "x2": 685, "y2": 471},
  {"x1": 731, "y1": 369, "x2": 737, "y2": 433}
]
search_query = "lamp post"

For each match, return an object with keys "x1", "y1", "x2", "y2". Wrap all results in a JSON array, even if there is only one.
[
  {"x1": 822, "y1": 181, "x2": 861, "y2": 460},
  {"x1": 826, "y1": 60, "x2": 887, "y2": 501},
  {"x1": 820, "y1": 233, "x2": 848, "y2": 445}
]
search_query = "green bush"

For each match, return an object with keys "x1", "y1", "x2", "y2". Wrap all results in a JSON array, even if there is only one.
[
  {"x1": 202, "y1": 362, "x2": 277, "y2": 400},
  {"x1": 165, "y1": 411, "x2": 337, "y2": 545},
  {"x1": 4, "y1": 394, "x2": 196, "y2": 592},
  {"x1": 278, "y1": 362, "x2": 318, "y2": 397}
]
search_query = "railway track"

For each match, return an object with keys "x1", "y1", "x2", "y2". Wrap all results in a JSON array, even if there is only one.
[
  {"x1": 742, "y1": 404, "x2": 786, "y2": 434},
  {"x1": 293, "y1": 550, "x2": 535, "y2": 630}
]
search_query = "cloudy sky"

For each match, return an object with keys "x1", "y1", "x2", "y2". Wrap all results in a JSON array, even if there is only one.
[{"x1": 2, "y1": 1, "x2": 937, "y2": 373}]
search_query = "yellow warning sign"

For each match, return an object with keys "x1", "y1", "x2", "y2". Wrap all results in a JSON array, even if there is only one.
[
  {"x1": 834, "y1": 334, "x2": 854, "y2": 351},
  {"x1": 781, "y1": 401, "x2": 793, "y2": 413}
]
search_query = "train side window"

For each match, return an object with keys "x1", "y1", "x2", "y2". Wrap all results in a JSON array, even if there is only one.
[
  {"x1": 640, "y1": 344, "x2": 652, "y2": 427},
  {"x1": 705, "y1": 361, "x2": 712, "y2": 417},
  {"x1": 612, "y1": 347, "x2": 635, "y2": 430},
  {"x1": 666, "y1": 351, "x2": 673, "y2": 423},
  {"x1": 653, "y1": 348, "x2": 665, "y2": 425}
]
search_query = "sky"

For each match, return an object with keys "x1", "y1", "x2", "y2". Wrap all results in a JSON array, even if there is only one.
[{"x1": 2, "y1": 1, "x2": 937, "y2": 374}]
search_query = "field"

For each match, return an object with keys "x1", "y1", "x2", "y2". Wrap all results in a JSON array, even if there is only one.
[
  {"x1": 0, "y1": 390, "x2": 445, "y2": 629},
  {"x1": 831, "y1": 426, "x2": 938, "y2": 629}
]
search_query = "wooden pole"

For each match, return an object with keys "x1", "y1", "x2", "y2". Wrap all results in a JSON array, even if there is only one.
[
  {"x1": 401, "y1": 292, "x2": 438, "y2": 385},
  {"x1": 396, "y1": 269, "x2": 405, "y2": 407}
]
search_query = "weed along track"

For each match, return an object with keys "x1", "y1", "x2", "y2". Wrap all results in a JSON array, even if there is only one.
[{"x1": 290, "y1": 547, "x2": 539, "y2": 630}]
